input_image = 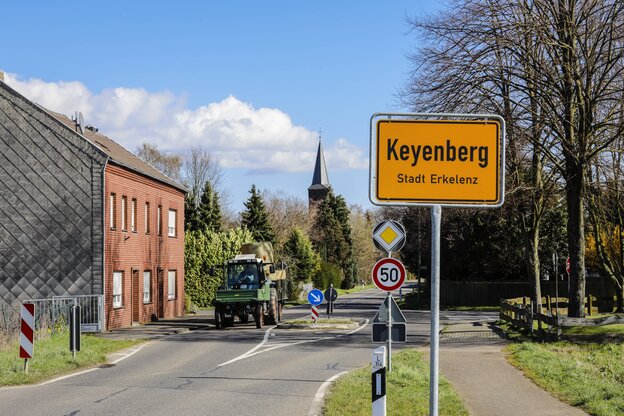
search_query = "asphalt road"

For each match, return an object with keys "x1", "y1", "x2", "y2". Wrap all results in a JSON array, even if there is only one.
[{"x1": 0, "y1": 287, "x2": 497, "y2": 416}]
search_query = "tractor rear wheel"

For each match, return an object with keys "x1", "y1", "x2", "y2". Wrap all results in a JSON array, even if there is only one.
[
  {"x1": 267, "y1": 288, "x2": 278, "y2": 325},
  {"x1": 277, "y1": 302, "x2": 283, "y2": 323},
  {"x1": 214, "y1": 305, "x2": 223, "y2": 329}
]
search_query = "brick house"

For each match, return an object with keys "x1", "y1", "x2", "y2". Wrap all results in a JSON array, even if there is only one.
[{"x1": 0, "y1": 77, "x2": 186, "y2": 330}]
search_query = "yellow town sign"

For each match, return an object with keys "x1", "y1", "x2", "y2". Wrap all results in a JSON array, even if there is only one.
[{"x1": 369, "y1": 114, "x2": 505, "y2": 207}]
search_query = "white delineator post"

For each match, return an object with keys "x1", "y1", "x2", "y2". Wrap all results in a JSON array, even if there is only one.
[
  {"x1": 20, "y1": 303, "x2": 35, "y2": 373},
  {"x1": 311, "y1": 305, "x2": 319, "y2": 322},
  {"x1": 372, "y1": 346, "x2": 387, "y2": 416}
]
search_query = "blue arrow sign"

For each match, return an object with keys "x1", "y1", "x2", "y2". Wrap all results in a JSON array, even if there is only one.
[{"x1": 307, "y1": 289, "x2": 324, "y2": 306}]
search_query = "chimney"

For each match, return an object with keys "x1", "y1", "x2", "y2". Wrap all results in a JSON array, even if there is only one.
[{"x1": 0, "y1": 71, "x2": 4, "y2": 82}]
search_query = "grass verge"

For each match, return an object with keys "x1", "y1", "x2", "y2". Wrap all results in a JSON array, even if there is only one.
[
  {"x1": 506, "y1": 342, "x2": 624, "y2": 416},
  {"x1": 323, "y1": 349, "x2": 469, "y2": 416},
  {"x1": 0, "y1": 332, "x2": 143, "y2": 386},
  {"x1": 336, "y1": 284, "x2": 376, "y2": 295}
]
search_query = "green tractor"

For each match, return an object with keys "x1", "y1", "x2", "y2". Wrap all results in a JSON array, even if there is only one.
[{"x1": 214, "y1": 242, "x2": 287, "y2": 329}]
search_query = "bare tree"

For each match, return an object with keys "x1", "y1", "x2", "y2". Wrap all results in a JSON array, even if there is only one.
[
  {"x1": 181, "y1": 147, "x2": 225, "y2": 207},
  {"x1": 403, "y1": 0, "x2": 624, "y2": 317},
  {"x1": 261, "y1": 190, "x2": 312, "y2": 252},
  {"x1": 136, "y1": 142, "x2": 182, "y2": 181}
]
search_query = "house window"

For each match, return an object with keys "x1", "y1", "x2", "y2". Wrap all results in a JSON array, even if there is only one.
[
  {"x1": 109, "y1": 193, "x2": 116, "y2": 230},
  {"x1": 168, "y1": 209, "x2": 177, "y2": 237},
  {"x1": 143, "y1": 270, "x2": 151, "y2": 303},
  {"x1": 157, "y1": 206, "x2": 162, "y2": 235},
  {"x1": 131, "y1": 199, "x2": 137, "y2": 232},
  {"x1": 113, "y1": 271, "x2": 123, "y2": 308},
  {"x1": 145, "y1": 202, "x2": 150, "y2": 234},
  {"x1": 121, "y1": 196, "x2": 127, "y2": 231},
  {"x1": 168, "y1": 270, "x2": 176, "y2": 300}
]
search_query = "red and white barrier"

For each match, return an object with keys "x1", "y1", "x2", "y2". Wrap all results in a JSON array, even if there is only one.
[
  {"x1": 20, "y1": 303, "x2": 35, "y2": 359},
  {"x1": 311, "y1": 305, "x2": 319, "y2": 322}
]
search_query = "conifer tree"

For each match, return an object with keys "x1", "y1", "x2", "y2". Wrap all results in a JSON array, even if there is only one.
[
  {"x1": 310, "y1": 190, "x2": 357, "y2": 288},
  {"x1": 184, "y1": 192, "x2": 200, "y2": 232},
  {"x1": 197, "y1": 181, "x2": 222, "y2": 232},
  {"x1": 241, "y1": 185, "x2": 276, "y2": 243}
]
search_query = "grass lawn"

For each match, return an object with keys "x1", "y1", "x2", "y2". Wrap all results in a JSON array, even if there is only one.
[
  {"x1": 323, "y1": 349, "x2": 469, "y2": 416},
  {"x1": 562, "y1": 324, "x2": 624, "y2": 337},
  {"x1": 0, "y1": 332, "x2": 142, "y2": 386},
  {"x1": 507, "y1": 341, "x2": 624, "y2": 416}
]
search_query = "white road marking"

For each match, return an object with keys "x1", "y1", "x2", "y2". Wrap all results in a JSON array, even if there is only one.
[
  {"x1": 308, "y1": 371, "x2": 348, "y2": 416},
  {"x1": 217, "y1": 320, "x2": 369, "y2": 367},
  {"x1": 217, "y1": 325, "x2": 276, "y2": 367},
  {"x1": 22, "y1": 343, "x2": 149, "y2": 387}
]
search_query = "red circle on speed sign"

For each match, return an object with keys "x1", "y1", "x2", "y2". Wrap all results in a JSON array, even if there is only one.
[{"x1": 372, "y1": 258, "x2": 406, "y2": 291}]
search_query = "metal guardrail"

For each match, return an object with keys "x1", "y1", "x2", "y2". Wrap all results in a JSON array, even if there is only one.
[{"x1": 23, "y1": 295, "x2": 103, "y2": 335}]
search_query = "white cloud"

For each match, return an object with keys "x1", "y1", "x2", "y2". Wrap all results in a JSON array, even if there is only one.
[{"x1": 4, "y1": 73, "x2": 367, "y2": 173}]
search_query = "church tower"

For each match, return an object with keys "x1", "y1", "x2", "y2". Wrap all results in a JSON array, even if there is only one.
[{"x1": 308, "y1": 139, "x2": 331, "y2": 209}]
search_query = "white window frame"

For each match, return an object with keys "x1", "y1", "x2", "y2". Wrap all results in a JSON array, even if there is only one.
[
  {"x1": 168, "y1": 270, "x2": 176, "y2": 300},
  {"x1": 113, "y1": 271, "x2": 123, "y2": 308},
  {"x1": 121, "y1": 196, "x2": 127, "y2": 231},
  {"x1": 168, "y1": 209, "x2": 177, "y2": 237},
  {"x1": 143, "y1": 270, "x2": 151, "y2": 303},
  {"x1": 109, "y1": 193, "x2": 116, "y2": 229},
  {"x1": 157, "y1": 205, "x2": 162, "y2": 235},
  {"x1": 145, "y1": 202, "x2": 150, "y2": 234},
  {"x1": 131, "y1": 199, "x2": 137, "y2": 232}
]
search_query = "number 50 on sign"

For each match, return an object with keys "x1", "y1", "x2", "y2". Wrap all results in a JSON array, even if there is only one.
[{"x1": 372, "y1": 258, "x2": 406, "y2": 291}]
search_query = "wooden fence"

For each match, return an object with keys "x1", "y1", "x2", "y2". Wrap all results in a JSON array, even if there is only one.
[{"x1": 500, "y1": 298, "x2": 624, "y2": 341}]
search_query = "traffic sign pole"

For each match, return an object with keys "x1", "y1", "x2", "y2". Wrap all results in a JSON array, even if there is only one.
[
  {"x1": 430, "y1": 205, "x2": 441, "y2": 416},
  {"x1": 386, "y1": 292, "x2": 392, "y2": 373}
]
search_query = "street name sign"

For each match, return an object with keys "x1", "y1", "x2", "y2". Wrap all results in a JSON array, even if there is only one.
[
  {"x1": 307, "y1": 289, "x2": 324, "y2": 306},
  {"x1": 372, "y1": 258, "x2": 406, "y2": 292},
  {"x1": 369, "y1": 114, "x2": 505, "y2": 207},
  {"x1": 372, "y1": 220, "x2": 406, "y2": 253}
]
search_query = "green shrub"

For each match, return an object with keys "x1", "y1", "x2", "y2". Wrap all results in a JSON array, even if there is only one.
[
  {"x1": 184, "y1": 227, "x2": 254, "y2": 308},
  {"x1": 313, "y1": 262, "x2": 343, "y2": 290}
]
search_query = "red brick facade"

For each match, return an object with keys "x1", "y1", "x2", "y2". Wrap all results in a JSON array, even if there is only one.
[{"x1": 104, "y1": 164, "x2": 185, "y2": 330}]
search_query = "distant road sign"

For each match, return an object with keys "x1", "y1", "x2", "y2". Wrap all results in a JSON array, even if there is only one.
[
  {"x1": 566, "y1": 257, "x2": 571, "y2": 274},
  {"x1": 372, "y1": 220, "x2": 406, "y2": 253},
  {"x1": 324, "y1": 287, "x2": 338, "y2": 302},
  {"x1": 372, "y1": 258, "x2": 406, "y2": 292},
  {"x1": 307, "y1": 289, "x2": 324, "y2": 306},
  {"x1": 370, "y1": 115, "x2": 505, "y2": 207}
]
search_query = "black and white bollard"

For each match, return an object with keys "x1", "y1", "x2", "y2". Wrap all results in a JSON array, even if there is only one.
[
  {"x1": 372, "y1": 346, "x2": 387, "y2": 416},
  {"x1": 69, "y1": 304, "x2": 81, "y2": 359}
]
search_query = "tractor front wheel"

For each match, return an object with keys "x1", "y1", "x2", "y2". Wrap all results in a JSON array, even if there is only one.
[{"x1": 255, "y1": 304, "x2": 264, "y2": 329}]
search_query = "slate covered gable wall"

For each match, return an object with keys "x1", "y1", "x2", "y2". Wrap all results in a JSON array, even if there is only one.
[{"x1": 0, "y1": 82, "x2": 108, "y2": 305}]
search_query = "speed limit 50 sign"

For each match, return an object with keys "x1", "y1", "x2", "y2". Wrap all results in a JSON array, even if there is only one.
[{"x1": 372, "y1": 258, "x2": 406, "y2": 291}]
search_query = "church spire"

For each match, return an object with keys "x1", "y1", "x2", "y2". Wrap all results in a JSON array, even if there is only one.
[{"x1": 308, "y1": 134, "x2": 331, "y2": 209}]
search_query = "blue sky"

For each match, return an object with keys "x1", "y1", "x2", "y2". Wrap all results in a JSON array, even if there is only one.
[{"x1": 2, "y1": 1, "x2": 443, "y2": 212}]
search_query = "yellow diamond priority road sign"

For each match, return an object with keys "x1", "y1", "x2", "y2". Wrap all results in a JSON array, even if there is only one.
[
  {"x1": 372, "y1": 220, "x2": 406, "y2": 253},
  {"x1": 369, "y1": 114, "x2": 505, "y2": 207}
]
